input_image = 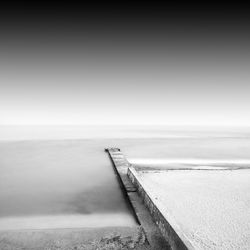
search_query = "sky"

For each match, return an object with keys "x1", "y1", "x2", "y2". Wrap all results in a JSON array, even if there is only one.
[{"x1": 1, "y1": 4, "x2": 250, "y2": 126}]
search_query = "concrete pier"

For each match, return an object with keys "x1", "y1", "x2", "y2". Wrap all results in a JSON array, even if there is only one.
[
  {"x1": 105, "y1": 148, "x2": 170, "y2": 250},
  {"x1": 128, "y1": 167, "x2": 195, "y2": 250}
]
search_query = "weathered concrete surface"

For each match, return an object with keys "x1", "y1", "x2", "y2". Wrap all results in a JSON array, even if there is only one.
[
  {"x1": 128, "y1": 168, "x2": 194, "y2": 250},
  {"x1": 105, "y1": 148, "x2": 137, "y2": 192},
  {"x1": 105, "y1": 148, "x2": 170, "y2": 250},
  {"x1": 129, "y1": 168, "x2": 250, "y2": 250}
]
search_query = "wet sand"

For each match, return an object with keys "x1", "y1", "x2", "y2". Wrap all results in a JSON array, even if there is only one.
[{"x1": 0, "y1": 226, "x2": 150, "y2": 250}]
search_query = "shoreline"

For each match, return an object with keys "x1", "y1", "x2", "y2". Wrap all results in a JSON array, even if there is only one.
[{"x1": 0, "y1": 226, "x2": 149, "y2": 250}]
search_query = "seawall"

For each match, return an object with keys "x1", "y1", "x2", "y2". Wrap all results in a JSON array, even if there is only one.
[{"x1": 105, "y1": 147, "x2": 170, "y2": 250}]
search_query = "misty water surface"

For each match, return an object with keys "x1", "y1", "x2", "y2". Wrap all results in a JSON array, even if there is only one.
[{"x1": 1, "y1": 126, "x2": 250, "y2": 229}]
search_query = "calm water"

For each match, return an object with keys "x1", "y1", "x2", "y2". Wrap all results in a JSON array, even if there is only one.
[
  {"x1": 1, "y1": 126, "x2": 250, "y2": 229},
  {"x1": 0, "y1": 139, "x2": 138, "y2": 229}
]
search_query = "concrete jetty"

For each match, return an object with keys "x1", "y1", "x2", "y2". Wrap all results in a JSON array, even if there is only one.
[
  {"x1": 106, "y1": 148, "x2": 250, "y2": 250},
  {"x1": 128, "y1": 167, "x2": 195, "y2": 250},
  {"x1": 105, "y1": 148, "x2": 170, "y2": 250}
]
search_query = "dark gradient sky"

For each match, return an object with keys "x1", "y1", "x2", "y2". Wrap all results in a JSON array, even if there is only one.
[{"x1": 1, "y1": 4, "x2": 250, "y2": 126}]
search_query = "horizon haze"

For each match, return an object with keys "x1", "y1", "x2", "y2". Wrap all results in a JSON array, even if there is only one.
[{"x1": 1, "y1": 4, "x2": 250, "y2": 126}]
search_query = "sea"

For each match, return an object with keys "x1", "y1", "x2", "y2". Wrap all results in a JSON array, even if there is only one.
[{"x1": 1, "y1": 125, "x2": 250, "y2": 230}]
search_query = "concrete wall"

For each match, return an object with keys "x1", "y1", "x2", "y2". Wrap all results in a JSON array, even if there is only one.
[{"x1": 128, "y1": 167, "x2": 195, "y2": 250}]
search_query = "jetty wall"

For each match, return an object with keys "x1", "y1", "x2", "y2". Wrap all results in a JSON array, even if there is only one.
[
  {"x1": 128, "y1": 167, "x2": 195, "y2": 250},
  {"x1": 105, "y1": 148, "x2": 170, "y2": 250}
]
